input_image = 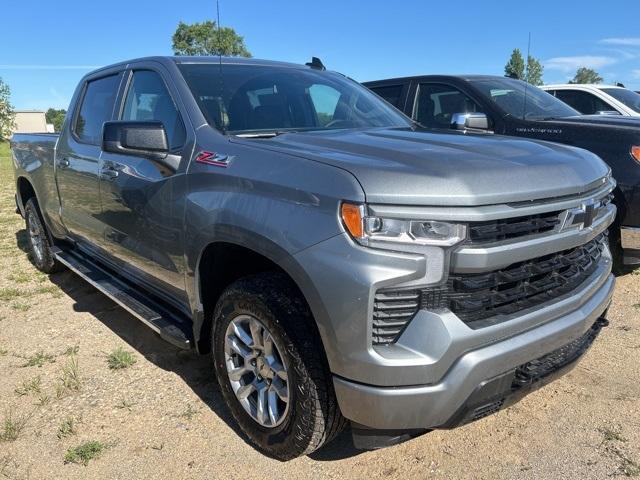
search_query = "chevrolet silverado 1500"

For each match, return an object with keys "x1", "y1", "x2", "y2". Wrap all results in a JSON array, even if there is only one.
[{"x1": 11, "y1": 57, "x2": 616, "y2": 459}]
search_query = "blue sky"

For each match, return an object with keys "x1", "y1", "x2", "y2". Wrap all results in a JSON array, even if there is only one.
[{"x1": 2, "y1": 0, "x2": 640, "y2": 110}]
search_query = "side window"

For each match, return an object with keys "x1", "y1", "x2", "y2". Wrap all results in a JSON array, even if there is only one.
[
  {"x1": 74, "y1": 74, "x2": 121, "y2": 145},
  {"x1": 122, "y1": 70, "x2": 186, "y2": 150},
  {"x1": 555, "y1": 90, "x2": 614, "y2": 115},
  {"x1": 369, "y1": 85, "x2": 404, "y2": 108},
  {"x1": 308, "y1": 84, "x2": 341, "y2": 126},
  {"x1": 414, "y1": 83, "x2": 482, "y2": 129}
]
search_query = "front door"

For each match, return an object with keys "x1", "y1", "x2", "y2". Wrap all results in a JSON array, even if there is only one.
[{"x1": 98, "y1": 68, "x2": 190, "y2": 305}]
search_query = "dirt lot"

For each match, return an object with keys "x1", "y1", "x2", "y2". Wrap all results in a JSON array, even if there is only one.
[{"x1": 0, "y1": 144, "x2": 639, "y2": 479}]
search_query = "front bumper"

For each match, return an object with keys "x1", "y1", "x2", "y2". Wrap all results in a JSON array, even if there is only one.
[{"x1": 333, "y1": 271, "x2": 614, "y2": 430}]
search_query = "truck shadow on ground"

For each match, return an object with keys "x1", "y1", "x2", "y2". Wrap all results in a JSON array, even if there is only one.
[{"x1": 19, "y1": 236, "x2": 360, "y2": 461}]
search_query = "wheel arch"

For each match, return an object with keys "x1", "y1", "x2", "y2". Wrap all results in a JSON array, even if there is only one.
[{"x1": 193, "y1": 234, "x2": 334, "y2": 367}]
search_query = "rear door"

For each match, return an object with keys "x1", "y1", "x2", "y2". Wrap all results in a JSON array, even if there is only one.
[
  {"x1": 56, "y1": 72, "x2": 123, "y2": 245},
  {"x1": 98, "y1": 66, "x2": 192, "y2": 305}
]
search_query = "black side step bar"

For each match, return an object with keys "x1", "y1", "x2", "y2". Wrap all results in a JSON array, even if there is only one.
[{"x1": 52, "y1": 247, "x2": 192, "y2": 350}]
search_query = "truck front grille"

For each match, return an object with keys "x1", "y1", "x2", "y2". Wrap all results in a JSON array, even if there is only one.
[
  {"x1": 469, "y1": 211, "x2": 561, "y2": 243},
  {"x1": 423, "y1": 233, "x2": 607, "y2": 328},
  {"x1": 372, "y1": 233, "x2": 608, "y2": 345}
]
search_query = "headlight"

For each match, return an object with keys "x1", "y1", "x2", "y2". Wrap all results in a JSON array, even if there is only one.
[{"x1": 341, "y1": 202, "x2": 467, "y2": 250}]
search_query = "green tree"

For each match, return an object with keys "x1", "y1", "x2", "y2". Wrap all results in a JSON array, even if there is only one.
[
  {"x1": 46, "y1": 108, "x2": 67, "y2": 132},
  {"x1": 569, "y1": 67, "x2": 603, "y2": 84},
  {"x1": 525, "y1": 56, "x2": 544, "y2": 86},
  {"x1": 0, "y1": 77, "x2": 16, "y2": 140},
  {"x1": 504, "y1": 49, "x2": 544, "y2": 85},
  {"x1": 505, "y1": 48, "x2": 526, "y2": 80},
  {"x1": 172, "y1": 21, "x2": 251, "y2": 57}
]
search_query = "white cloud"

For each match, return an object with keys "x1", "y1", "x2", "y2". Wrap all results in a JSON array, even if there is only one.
[
  {"x1": 0, "y1": 65, "x2": 99, "y2": 70},
  {"x1": 544, "y1": 55, "x2": 617, "y2": 72},
  {"x1": 600, "y1": 37, "x2": 640, "y2": 47}
]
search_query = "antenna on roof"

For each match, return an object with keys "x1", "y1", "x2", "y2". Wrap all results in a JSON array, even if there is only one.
[
  {"x1": 216, "y1": 0, "x2": 226, "y2": 134},
  {"x1": 522, "y1": 32, "x2": 531, "y2": 121},
  {"x1": 306, "y1": 57, "x2": 326, "y2": 71}
]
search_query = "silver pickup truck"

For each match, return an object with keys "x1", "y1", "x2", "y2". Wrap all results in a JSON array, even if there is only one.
[{"x1": 11, "y1": 56, "x2": 615, "y2": 460}]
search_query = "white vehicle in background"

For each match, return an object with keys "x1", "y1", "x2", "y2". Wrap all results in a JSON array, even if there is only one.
[{"x1": 542, "y1": 84, "x2": 640, "y2": 117}]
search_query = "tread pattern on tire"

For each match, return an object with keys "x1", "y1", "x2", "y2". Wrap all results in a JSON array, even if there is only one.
[
  {"x1": 24, "y1": 198, "x2": 63, "y2": 274},
  {"x1": 213, "y1": 272, "x2": 346, "y2": 460}
]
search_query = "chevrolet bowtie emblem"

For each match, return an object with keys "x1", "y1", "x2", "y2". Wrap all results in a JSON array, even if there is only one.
[{"x1": 560, "y1": 199, "x2": 600, "y2": 231}]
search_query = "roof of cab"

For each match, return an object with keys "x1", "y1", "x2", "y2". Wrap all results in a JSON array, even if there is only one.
[{"x1": 85, "y1": 55, "x2": 310, "y2": 77}]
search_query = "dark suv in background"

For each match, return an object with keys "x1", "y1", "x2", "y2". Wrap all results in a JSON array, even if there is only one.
[{"x1": 365, "y1": 75, "x2": 640, "y2": 270}]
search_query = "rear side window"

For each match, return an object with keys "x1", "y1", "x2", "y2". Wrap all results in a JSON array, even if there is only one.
[
  {"x1": 554, "y1": 90, "x2": 614, "y2": 115},
  {"x1": 122, "y1": 70, "x2": 186, "y2": 150},
  {"x1": 74, "y1": 74, "x2": 121, "y2": 145},
  {"x1": 369, "y1": 85, "x2": 404, "y2": 108}
]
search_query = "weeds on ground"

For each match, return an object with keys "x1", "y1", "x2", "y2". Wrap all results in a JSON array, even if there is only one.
[
  {"x1": 11, "y1": 301, "x2": 31, "y2": 311},
  {"x1": 0, "y1": 288, "x2": 21, "y2": 302},
  {"x1": 106, "y1": 347, "x2": 136, "y2": 370},
  {"x1": 63, "y1": 345, "x2": 79, "y2": 356},
  {"x1": 56, "y1": 356, "x2": 81, "y2": 398},
  {"x1": 180, "y1": 404, "x2": 198, "y2": 420},
  {"x1": 21, "y1": 351, "x2": 55, "y2": 368},
  {"x1": 0, "y1": 347, "x2": 7, "y2": 356},
  {"x1": 14, "y1": 376, "x2": 41, "y2": 396},
  {"x1": 115, "y1": 397, "x2": 136, "y2": 411},
  {"x1": 599, "y1": 426, "x2": 640, "y2": 477},
  {"x1": 0, "y1": 410, "x2": 30, "y2": 442},
  {"x1": 57, "y1": 417, "x2": 77, "y2": 439},
  {"x1": 64, "y1": 441, "x2": 106, "y2": 466}
]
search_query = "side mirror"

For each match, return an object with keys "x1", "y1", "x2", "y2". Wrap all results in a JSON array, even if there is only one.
[
  {"x1": 451, "y1": 113, "x2": 490, "y2": 132},
  {"x1": 102, "y1": 121, "x2": 180, "y2": 172},
  {"x1": 103, "y1": 121, "x2": 169, "y2": 158},
  {"x1": 595, "y1": 110, "x2": 622, "y2": 116}
]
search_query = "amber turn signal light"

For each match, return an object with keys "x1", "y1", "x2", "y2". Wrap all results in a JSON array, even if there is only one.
[
  {"x1": 632, "y1": 146, "x2": 640, "y2": 164},
  {"x1": 341, "y1": 203, "x2": 364, "y2": 239}
]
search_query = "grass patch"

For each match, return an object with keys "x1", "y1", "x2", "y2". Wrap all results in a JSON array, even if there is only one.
[
  {"x1": 633, "y1": 303, "x2": 640, "y2": 310},
  {"x1": 115, "y1": 397, "x2": 135, "y2": 411},
  {"x1": 63, "y1": 345, "x2": 79, "y2": 356},
  {"x1": 600, "y1": 426, "x2": 628, "y2": 444},
  {"x1": 14, "y1": 376, "x2": 41, "y2": 396},
  {"x1": 106, "y1": 347, "x2": 136, "y2": 370},
  {"x1": 0, "y1": 140, "x2": 9, "y2": 158},
  {"x1": 0, "y1": 410, "x2": 29, "y2": 442},
  {"x1": 11, "y1": 301, "x2": 31, "y2": 311},
  {"x1": 56, "y1": 356, "x2": 81, "y2": 398},
  {"x1": 57, "y1": 417, "x2": 77, "y2": 439},
  {"x1": 0, "y1": 287, "x2": 21, "y2": 302},
  {"x1": 180, "y1": 404, "x2": 198, "y2": 421},
  {"x1": 22, "y1": 351, "x2": 56, "y2": 368},
  {"x1": 8, "y1": 272, "x2": 33, "y2": 284},
  {"x1": 64, "y1": 441, "x2": 106, "y2": 466},
  {"x1": 0, "y1": 347, "x2": 7, "y2": 356},
  {"x1": 35, "y1": 285, "x2": 62, "y2": 298}
]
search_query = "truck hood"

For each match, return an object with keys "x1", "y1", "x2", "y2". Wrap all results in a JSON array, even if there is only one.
[{"x1": 241, "y1": 127, "x2": 609, "y2": 206}]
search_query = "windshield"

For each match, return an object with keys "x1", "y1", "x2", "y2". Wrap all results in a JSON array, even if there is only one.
[
  {"x1": 600, "y1": 88, "x2": 640, "y2": 113},
  {"x1": 471, "y1": 77, "x2": 580, "y2": 120},
  {"x1": 178, "y1": 63, "x2": 411, "y2": 135}
]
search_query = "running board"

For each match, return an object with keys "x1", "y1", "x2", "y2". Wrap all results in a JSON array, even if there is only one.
[{"x1": 52, "y1": 247, "x2": 192, "y2": 350}]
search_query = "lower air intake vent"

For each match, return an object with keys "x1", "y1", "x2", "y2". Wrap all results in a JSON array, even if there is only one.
[{"x1": 372, "y1": 289, "x2": 420, "y2": 345}]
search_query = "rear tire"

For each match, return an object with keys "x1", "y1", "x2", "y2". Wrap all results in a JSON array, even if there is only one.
[
  {"x1": 24, "y1": 198, "x2": 63, "y2": 274},
  {"x1": 211, "y1": 272, "x2": 346, "y2": 460}
]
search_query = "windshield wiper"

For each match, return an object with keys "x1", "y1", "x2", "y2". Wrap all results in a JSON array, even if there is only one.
[{"x1": 234, "y1": 130, "x2": 297, "y2": 138}]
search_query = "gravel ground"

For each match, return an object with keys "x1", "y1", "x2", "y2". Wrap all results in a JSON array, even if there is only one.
[{"x1": 1, "y1": 150, "x2": 639, "y2": 479}]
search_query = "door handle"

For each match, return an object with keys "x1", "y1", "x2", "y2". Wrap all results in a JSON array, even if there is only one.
[
  {"x1": 57, "y1": 158, "x2": 70, "y2": 168},
  {"x1": 100, "y1": 168, "x2": 119, "y2": 180}
]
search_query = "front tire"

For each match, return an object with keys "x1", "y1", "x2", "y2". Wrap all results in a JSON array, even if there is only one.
[
  {"x1": 212, "y1": 272, "x2": 345, "y2": 460},
  {"x1": 24, "y1": 198, "x2": 63, "y2": 274}
]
